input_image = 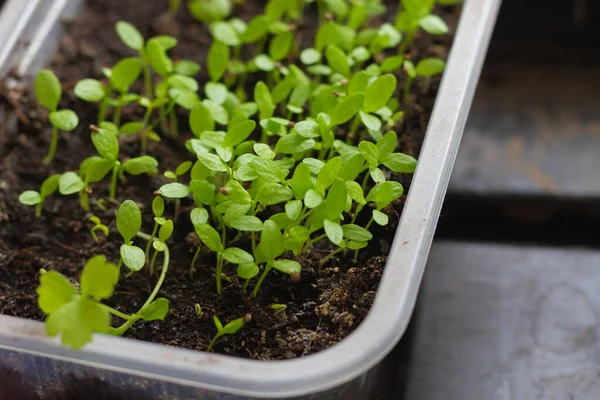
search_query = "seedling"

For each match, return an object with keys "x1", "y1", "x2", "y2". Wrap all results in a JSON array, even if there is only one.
[
  {"x1": 18, "y1": 174, "x2": 61, "y2": 217},
  {"x1": 34, "y1": 70, "x2": 79, "y2": 164},
  {"x1": 145, "y1": 196, "x2": 167, "y2": 263},
  {"x1": 402, "y1": 58, "x2": 446, "y2": 105},
  {"x1": 267, "y1": 303, "x2": 287, "y2": 315},
  {"x1": 207, "y1": 313, "x2": 251, "y2": 352},
  {"x1": 88, "y1": 216, "x2": 109, "y2": 242},
  {"x1": 396, "y1": 0, "x2": 449, "y2": 56},
  {"x1": 116, "y1": 200, "x2": 145, "y2": 273}
]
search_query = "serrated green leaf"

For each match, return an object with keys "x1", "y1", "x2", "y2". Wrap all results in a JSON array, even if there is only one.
[
  {"x1": 37, "y1": 271, "x2": 77, "y2": 314},
  {"x1": 81, "y1": 255, "x2": 119, "y2": 300}
]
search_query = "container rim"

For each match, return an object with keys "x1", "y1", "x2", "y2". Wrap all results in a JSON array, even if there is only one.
[{"x1": 0, "y1": 0, "x2": 501, "y2": 397}]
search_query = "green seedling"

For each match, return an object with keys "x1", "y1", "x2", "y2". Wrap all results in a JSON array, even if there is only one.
[
  {"x1": 163, "y1": 160, "x2": 193, "y2": 221},
  {"x1": 267, "y1": 303, "x2": 287, "y2": 315},
  {"x1": 145, "y1": 196, "x2": 166, "y2": 264},
  {"x1": 36, "y1": 254, "x2": 169, "y2": 349},
  {"x1": 18, "y1": 174, "x2": 61, "y2": 217},
  {"x1": 34, "y1": 70, "x2": 79, "y2": 164},
  {"x1": 194, "y1": 303, "x2": 203, "y2": 318},
  {"x1": 396, "y1": 0, "x2": 449, "y2": 56},
  {"x1": 88, "y1": 216, "x2": 109, "y2": 243},
  {"x1": 189, "y1": 206, "x2": 209, "y2": 276},
  {"x1": 116, "y1": 200, "x2": 145, "y2": 273},
  {"x1": 86, "y1": 125, "x2": 158, "y2": 199},
  {"x1": 402, "y1": 58, "x2": 446, "y2": 104},
  {"x1": 207, "y1": 313, "x2": 251, "y2": 352},
  {"x1": 150, "y1": 218, "x2": 174, "y2": 276}
]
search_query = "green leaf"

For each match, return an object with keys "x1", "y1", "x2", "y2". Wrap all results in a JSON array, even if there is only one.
[
  {"x1": 223, "y1": 247, "x2": 254, "y2": 264},
  {"x1": 147, "y1": 41, "x2": 173, "y2": 77},
  {"x1": 375, "y1": 181, "x2": 394, "y2": 210},
  {"x1": 110, "y1": 57, "x2": 143, "y2": 92},
  {"x1": 213, "y1": 314, "x2": 224, "y2": 331},
  {"x1": 120, "y1": 121, "x2": 144, "y2": 135},
  {"x1": 168, "y1": 74, "x2": 199, "y2": 92},
  {"x1": 323, "y1": 219, "x2": 344, "y2": 246},
  {"x1": 231, "y1": 215, "x2": 263, "y2": 232},
  {"x1": 45, "y1": 297, "x2": 109, "y2": 349},
  {"x1": 242, "y1": 15, "x2": 269, "y2": 43},
  {"x1": 175, "y1": 161, "x2": 193, "y2": 177},
  {"x1": 208, "y1": 40, "x2": 230, "y2": 81},
  {"x1": 358, "y1": 141, "x2": 380, "y2": 167},
  {"x1": 325, "y1": 45, "x2": 350, "y2": 76},
  {"x1": 326, "y1": 179, "x2": 347, "y2": 220},
  {"x1": 254, "y1": 54, "x2": 275, "y2": 72},
  {"x1": 269, "y1": 31, "x2": 293, "y2": 61},
  {"x1": 285, "y1": 200, "x2": 303, "y2": 221},
  {"x1": 120, "y1": 244, "x2": 146, "y2": 272},
  {"x1": 19, "y1": 190, "x2": 42, "y2": 206},
  {"x1": 350, "y1": 46, "x2": 371, "y2": 63},
  {"x1": 290, "y1": 226, "x2": 309, "y2": 242},
  {"x1": 188, "y1": 0, "x2": 232, "y2": 22},
  {"x1": 58, "y1": 172, "x2": 84, "y2": 195},
  {"x1": 373, "y1": 209, "x2": 389, "y2": 226},
  {"x1": 198, "y1": 152, "x2": 228, "y2": 172},
  {"x1": 158, "y1": 219, "x2": 174, "y2": 242},
  {"x1": 224, "y1": 119, "x2": 255, "y2": 147},
  {"x1": 159, "y1": 182, "x2": 191, "y2": 198},
  {"x1": 237, "y1": 263, "x2": 259, "y2": 280},
  {"x1": 91, "y1": 128, "x2": 119, "y2": 161},
  {"x1": 256, "y1": 183, "x2": 293, "y2": 206},
  {"x1": 222, "y1": 317, "x2": 245, "y2": 335},
  {"x1": 377, "y1": 131, "x2": 397, "y2": 159},
  {"x1": 347, "y1": 240, "x2": 367, "y2": 250},
  {"x1": 122, "y1": 156, "x2": 158, "y2": 175},
  {"x1": 190, "y1": 180, "x2": 216, "y2": 205},
  {"x1": 41, "y1": 174, "x2": 61, "y2": 197},
  {"x1": 254, "y1": 143, "x2": 275, "y2": 160},
  {"x1": 190, "y1": 207, "x2": 209, "y2": 225},
  {"x1": 116, "y1": 21, "x2": 144, "y2": 51},
  {"x1": 190, "y1": 102, "x2": 215, "y2": 137},
  {"x1": 300, "y1": 48, "x2": 321, "y2": 65},
  {"x1": 223, "y1": 180, "x2": 251, "y2": 204},
  {"x1": 153, "y1": 241, "x2": 167, "y2": 252},
  {"x1": 416, "y1": 58, "x2": 446, "y2": 77},
  {"x1": 359, "y1": 111, "x2": 381, "y2": 131},
  {"x1": 294, "y1": 120, "x2": 319, "y2": 139},
  {"x1": 316, "y1": 157, "x2": 343, "y2": 192},
  {"x1": 402, "y1": 0, "x2": 434, "y2": 19},
  {"x1": 203, "y1": 99, "x2": 229, "y2": 125},
  {"x1": 404, "y1": 60, "x2": 416, "y2": 78},
  {"x1": 291, "y1": 162, "x2": 312, "y2": 200},
  {"x1": 175, "y1": 60, "x2": 202, "y2": 76},
  {"x1": 370, "y1": 167, "x2": 385, "y2": 183},
  {"x1": 348, "y1": 71, "x2": 369, "y2": 96},
  {"x1": 340, "y1": 152, "x2": 365, "y2": 181},
  {"x1": 258, "y1": 220, "x2": 284, "y2": 261},
  {"x1": 117, "y1": 200, "x2": 141, "y2": 243},
  {"x1": 37, "y1": 270, "x2": 77, "y2": 314},
  {"x1": 272, "y1": 260, "x2": 301, "y2": 275},
  {"x1": 363, "y1": 74, "x2": 396, "y2": 113},
  {"x1": 275, "y1": 133, "x2": 315, "y2": 154},
  {"x1": 210, "y1": 21, "x2": 240, "y2": 46},
  {"x1": 331, "y1": 93, "x2": 364, "y2": 126},
  {"x1": 34, "y1": 69, "x2": 61, "y2": 111},
  {"x1": 152, "y1": 196, "x2": 165, "y2": 217},
  {"x1": 81, "y1": 255, "x2": 119, "y2": 300},
  {"x1": 195, "y1": 223, "x2": 224, "y2": 253},
  {"x1": 251, "y1": 158, "x2": 283, "y2": 183},
  {"x1": 138, "y1": 298, "x2": 169, "y2": 321},
  {"x1": 342, "y1": 224, "x2": 373, "y2": 241},
  {"x1": 419, "y1": 15, "x2": 448, "y2": 35},
  {"x1": 255, "y1": 81, "x2": 275, "y2": 120},
  {"x1": 74, "y1": 79, "x2": 105, "y2": 102},
  {"x1": 304, "y1": 189, "x2": 323, "y2": 209},
  {"x1": 170, "y1": 88, "x2": 200, "y2": 110},
  {"x1": 84, "y1": 157, "x2": 114, "y2": 183},
  {"x1": 380, "y1": 56, "x2": 404, "y2": 73},
  {"x1": 381, "y1": 153, "x2": 417, "y2": 173},
  {"x1": 346, "y1": 181, "x2": 366, "y2": 204},
  {"x1": 205, "y1": 82, "x2": 228, "y2": 104}
]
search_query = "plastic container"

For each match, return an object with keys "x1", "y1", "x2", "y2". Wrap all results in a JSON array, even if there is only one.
[{"x1": 0, "y1": 0, "x2": 501, "y2": 398}]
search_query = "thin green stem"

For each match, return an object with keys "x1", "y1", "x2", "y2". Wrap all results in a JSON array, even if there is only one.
[
  {"x1": 321, "y1": 246, "x2": 343, "y2": 266},
  {"x1": 206, "y1": 333, "x2": 221, "y2": 352},
  {"x1": 117, "y1": 257, "x2": 123, "y2": 270},
  {"x1": 169, "y1": 110, "x2": 178, "y2": 137},
  {"x1": 98, "y1": 96, "x2": 109, "y2": 124},
  {"x1": 243, "y1": 279, "x2": 250, "y2": 293},
  {"x1": 252, "y1": 264, "x2": 272, "y2": 297},
  {"x1": 43, "y1": 125, "x2": 59, "y2": 165},
  {"x1": 403, "y1": 77, "x2": 413, "y2": 106},
  {"x1": 113, "y1": 232, "x2": 170, "y2": 337},
  {"x1": 109, "y1": 164, "x2": 120, "y2": 199},
  {"x1": 112, "y1": 103, "x2": 123, "y2": 127},
  {"x1": 216, "y1": 255, "x2": 224, "y2": 295},
  {"x1": 149, "y1": 248, "x2": 159, "y2": 276},
  {"x1": 140, "y1": 106, "x2": 153, "y2": 156},
  {"x1": 145, "y1": 222, "x2": 159, "y2": 263},
  {"x1": 365, "y1": 216, "x2": 375, "y2": 230},
  {"x1": 251, "y1": 232, "x2": 256, "y2": 254},
  {"x1": 304, "y1": 232, "x2": 327, "y2": 251},
  {"x1": 143, "y1": 65, "x2": 153, "y2": 100},
  {"x1": 349, "y1": 115, "x2": 361, "y2": 136},
  {"x1": 398, "y1": 29, "x2": 415, "y2": 58},
  {"x1": 100, "y1": 304, "x2": 133, "y2": 321},
  {"x1": 35, "y1": 202, "x2": 42, "y2": 218},
  {"x1": 190, "y1": 246, "x2": 201, "y2": 278}
]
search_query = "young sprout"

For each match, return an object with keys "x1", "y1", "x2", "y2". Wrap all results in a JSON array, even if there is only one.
[
  {"x1": 189, "y1": 207, "x2": 209, "y2": 276},
  {"x1": 150, "y1": 219, "x2": 174, "y2": 276},
  {"x1": 396, "y1": 0, "x2": 449, "y2": 56},
  {"x1": 163, "y1": 160, "x2": 193, "y2": 221},
  {"x1": 18, "y1": 174, "x2": 60, "y2": 217},
  {"x1": 145, "y1": 196, "x2": 166, "y2": 263},
  {"x1": 88, "y1": 215, "x2": 109, "y2": 243},
  {"x1": 34, "y1": 70, "x2": 79, "y2": 164},
  {"x1": 207, "y1": 313, "x2": 251, "y2": 352},
  {"x1": 116, "y1": 200, "x2": 145, "y2": 273},
  {"x1": 402, "y1": 58, "x2": 446, "y2": 105},
  {"x1": 194, "y1": 303, "x2": 203, "y2": 318},
  {"x1": 267, "y1": 303, "x2": 287, "y2": 315}
]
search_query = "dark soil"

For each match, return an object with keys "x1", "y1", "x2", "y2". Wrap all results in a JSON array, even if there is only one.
[{"x1": 0, "y1": 0, "x2": 458, "y2": 360}]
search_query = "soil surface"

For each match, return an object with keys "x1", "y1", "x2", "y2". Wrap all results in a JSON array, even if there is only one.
[{"x1": 0, "y1": 0, "x2": 459, "y2": 360}]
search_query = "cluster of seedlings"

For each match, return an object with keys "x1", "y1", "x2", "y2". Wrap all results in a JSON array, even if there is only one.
[{"x1": 18, "y1": 0, "x2": 455, "y2": 351}]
